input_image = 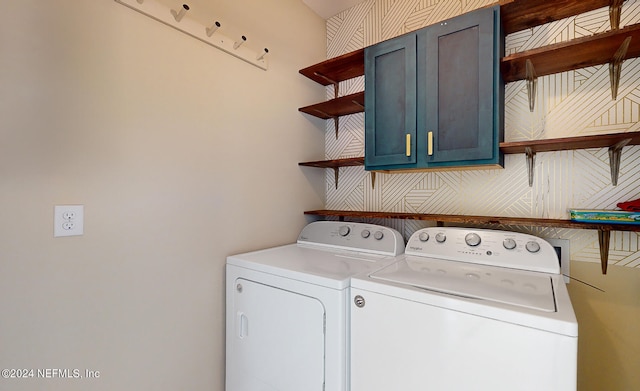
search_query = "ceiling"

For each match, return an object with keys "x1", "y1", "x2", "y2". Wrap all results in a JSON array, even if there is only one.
[{"x1": 302, "y1": 0, "x2": 364, "y2": 19}]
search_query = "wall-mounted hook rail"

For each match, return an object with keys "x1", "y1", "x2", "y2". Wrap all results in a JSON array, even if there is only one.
[{"x1": 114, "y1": 0, "x2": 268, "y2": 70}]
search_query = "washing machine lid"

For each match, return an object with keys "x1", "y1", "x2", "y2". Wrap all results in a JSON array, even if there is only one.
[
  {"x1": 228, "y1": 244, "x2": 398, "y2": 290},
  {"x1": 370, "y1": 256, "x2": 556, "y2": 312}
]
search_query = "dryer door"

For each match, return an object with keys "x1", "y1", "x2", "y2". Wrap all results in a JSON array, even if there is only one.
[{"x1": 227, "y1": 278, "x2": 326, "y2": 391}]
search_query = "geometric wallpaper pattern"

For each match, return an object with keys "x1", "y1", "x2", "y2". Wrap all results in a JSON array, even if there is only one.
[{"x1": 323, "y1": 0, "x2": 640, "y2": 268}]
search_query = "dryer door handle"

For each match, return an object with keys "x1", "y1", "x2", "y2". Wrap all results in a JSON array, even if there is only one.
[{"x1": 237, "y1": 312, "x2": 249, "y2": 339}]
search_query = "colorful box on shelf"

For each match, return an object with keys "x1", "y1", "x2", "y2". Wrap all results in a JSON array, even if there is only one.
[{"x1": 569, "y1": 209, "x2": 640, "y2": 225}]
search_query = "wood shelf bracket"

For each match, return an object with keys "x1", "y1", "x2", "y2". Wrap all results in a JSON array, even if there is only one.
[
  {"x1": 598, "y1": 228, "x2": 611, "y2": 274},
  {"x1": 371, "y1": 171, "x2": 376, "y2": 189},
  {"x1": 525, "y1": 59, "x2": 537, "y2": 112},
  {"x1": 333, "y1": 167, "x2": 340, "y2": 189},
  {"x1": 525, "y1": 146, "x2": 536, "y2": 187},
  {"x1": 311, "y1": 107, "x2": 340, "y2": 139},
  {"x1": 352, "y1": 100, "x2": 365, "y2": 110},
  {"x1": 313, "y1": 72, "x2": 340, "y2": 98},
  {"x1": 610, "y1": 0, "x2": 624, "y2": 31},
  {"x1": 609, "y1": 36, "x2": 631, "y2": 100},
  {"x1": 608, "y1": 138, "x2": 631, "y2": 185}
]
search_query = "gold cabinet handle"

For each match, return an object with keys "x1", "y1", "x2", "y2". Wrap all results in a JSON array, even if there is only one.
[
  {"x1": 406, "y1": 134, "x2": 411, "y2": 157},
  {"x1": 428, "y1": 131, "x2": 433, "y2": 156}
]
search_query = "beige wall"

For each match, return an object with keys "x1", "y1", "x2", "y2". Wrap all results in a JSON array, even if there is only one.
[
  {"x1": 568, "y1": 263, "x2": 640, "y2": 391},
  {"x1": 0, "y1": 1, "x2": 326, "y2": 390}
]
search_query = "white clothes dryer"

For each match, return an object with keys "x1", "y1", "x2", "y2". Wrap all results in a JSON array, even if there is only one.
[
  {"x1": 350, "y1": 226, "x2": 578, "y2": 391},
  {"x1": 226, "y1": 221, "x2": 405, "y2": 391}
]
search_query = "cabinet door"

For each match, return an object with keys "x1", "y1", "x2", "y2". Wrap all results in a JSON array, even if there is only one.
[
  {"x1": 418, "y1": 6, "x2": 502, "y2": 167},
  {"x1": 364, "y1": 34, "x2": 417, "y2": 169}
]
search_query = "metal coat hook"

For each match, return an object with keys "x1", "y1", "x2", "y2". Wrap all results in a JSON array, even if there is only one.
[
  {"x1": 234, "y1": 35, "x2": 247, "y2": 50},
  {"x1": 171, "y1": 3, "x2": 189, "y2": 22},
  {"x1": 206, "y1": 21, "x2": 221, "y2": 37},
  {"x1": 256, "y1": 48, "x2": 269, "y2": 61}
]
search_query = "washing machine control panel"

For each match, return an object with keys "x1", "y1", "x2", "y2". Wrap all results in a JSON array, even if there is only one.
[
  {"x1": 298, "y1": 221, "x2": 405, "y2": 256},
  {"x1": 406, "y1": 227, "x2": 559, "y2": 274}
]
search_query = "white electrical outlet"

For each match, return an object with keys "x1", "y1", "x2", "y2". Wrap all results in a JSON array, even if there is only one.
[{"x1": 54, "y1": 205, "x2": 84, "y2": 237}]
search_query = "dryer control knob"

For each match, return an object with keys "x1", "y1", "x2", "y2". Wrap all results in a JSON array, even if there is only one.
[
  {"x1": 339, "y1": 225, "x2": 351, "y2": 237},
  {"x1": 418, "y1": 232, "x2": 430, "y2": 242},
  {"x1": 435, "y1": 232, "x2": 447, "y2": 243},
  {"x1": 503, "y1": 238, "x2": 517, "y2": 250},
  {"x1": 373, "y1": 231, "x2": 384, "y2": 240},
  {"x1": 361, "y1": 229, "x2": 371, "y2": 238},
  {"x1": 465, "y1": 232, "x2": 481, "y2": 247},
  {"x1": 525, "y1": 241, "x2": 541, "y2": 253}
]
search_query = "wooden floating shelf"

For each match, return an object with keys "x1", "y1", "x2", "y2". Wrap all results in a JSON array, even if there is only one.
[
  {"x1": 298, "y1": 131, "x2": 640, "y2": 169},
  {"x1": 499, "y1": 131, "x2": 640, "y2": 153},
  {"x1": 298, "y1": 91, "x2": 365, "y2": 119},
  {"x1": 499, "y1": 0, "x2": 614, "y2": 35},
  {"x1": 501, "y1": 22, "x2": 640, "y2": 83},
  {"x1": 299, "y1": 158, "x2": 366, "y2": 189},
  {"x1": 299, "y1": 49, "x2": 364, "y2": 86},
  {"x1": 298, "y1": 157, "x2": 364, "y2": 169},
  {"x1": 305, "y1": 209, "x2": 640, "y2": 274}
]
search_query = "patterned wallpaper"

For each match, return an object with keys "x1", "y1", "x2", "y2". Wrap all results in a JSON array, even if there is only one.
[{"x1": 323, "y1": 0, "x2": 640, "y2": 268}]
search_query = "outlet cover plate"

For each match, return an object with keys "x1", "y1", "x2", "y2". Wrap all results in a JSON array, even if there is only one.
[{"x1": 54, "y1": 205, "x2": 84, "y2": 237}]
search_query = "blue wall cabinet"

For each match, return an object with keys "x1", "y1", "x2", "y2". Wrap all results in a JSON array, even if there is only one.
[
  {"x1": 365, "y1": 6, "x2": 504, "y2": 171},
  {"x1": 364, "y1": 34, "x2": 417, "y2": 167}
]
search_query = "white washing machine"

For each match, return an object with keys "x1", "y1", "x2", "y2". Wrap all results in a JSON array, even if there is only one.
[
  {"x1": 226, "y1": 221, "x2": 405, "y2": 391},
  {"x1": 350, "y1": 226, "x2": 578, "y2": 391}
]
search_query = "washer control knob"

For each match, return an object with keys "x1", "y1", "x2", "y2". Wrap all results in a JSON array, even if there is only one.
[
  {"x1": 435, "y1": 232, "x2": 446, "y2": 243},
  {"x1": 525, "y1": 241, "x2": 541, "y2": 253},
  {"x1": 361, "y1": 229, "x2": 370, "y2": 239},
  {"x1": 354, "y1": 295, "x2": 365, "y2": 308},
  {"x1": 503, "y1": 238, "x2": 517, "y2": 250},
  {"x1": 465, "y1": 232, "x2": 481, "y2": 247},
  {"x1": 373, "y1": 231, "x2": 384, "y2": 240},
  {"x1": 418, "y1": 232, "x2": 430, "y2": 242},
  {"x1": 339, "y1": 225, "x2": 351, "y2": 237}
]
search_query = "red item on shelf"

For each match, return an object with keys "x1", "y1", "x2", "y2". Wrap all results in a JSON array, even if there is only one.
[{"x1": 617, "y1": 198, "x2": 640, "y2": 211}]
